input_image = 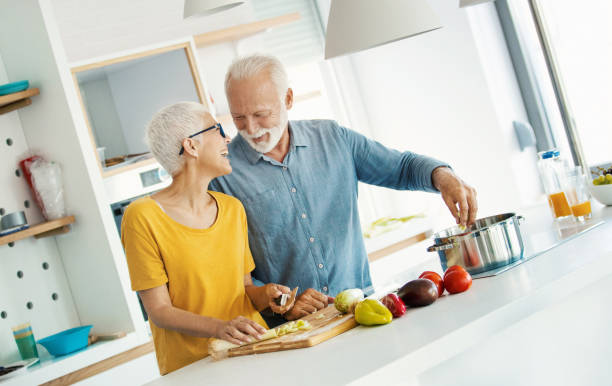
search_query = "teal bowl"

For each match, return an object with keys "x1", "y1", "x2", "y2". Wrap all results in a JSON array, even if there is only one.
[
  {"x1": 0, "y1": 80, "x2": 29, "y2": 95},
  {"x1": 37, "y1": 325, "x2": 93, "y2": 356}
]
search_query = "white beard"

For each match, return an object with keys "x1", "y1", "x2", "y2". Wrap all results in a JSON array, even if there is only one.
[{"x1": 239, "y1": 108, "x2": 288, "y2": 154}]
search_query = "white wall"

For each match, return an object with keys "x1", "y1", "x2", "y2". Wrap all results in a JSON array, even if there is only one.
[{"x1": 332, "y1": 0, "x2": 542, "y2": 230}]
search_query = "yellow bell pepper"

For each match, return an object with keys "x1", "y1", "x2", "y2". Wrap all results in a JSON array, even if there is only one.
[{"x1": 354, "y1": 299, "x2": 393, "y2": 326}]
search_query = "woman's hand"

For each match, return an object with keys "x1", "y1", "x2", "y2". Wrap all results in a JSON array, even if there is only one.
[
  {"x1": 215, "y1": 316, "x2": 267, "y2": 345},
  {"x1": 265, "y1": 283, "x2": 294, "y2": 314}
]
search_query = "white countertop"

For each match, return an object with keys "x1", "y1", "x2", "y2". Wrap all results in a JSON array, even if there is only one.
[{"x1": 147, "y1": 204, "x2": 612, "y2": 386}]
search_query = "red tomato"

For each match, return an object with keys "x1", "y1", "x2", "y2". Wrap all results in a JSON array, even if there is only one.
[
  {"x1": 443, "y1": 265, "x2": 467, "y2": 280},
  {"x1": 419, "y1": 271, "x2": 444, "y2": 297},
  {"x1": 444, "y1": 270, "x2": 472, "y2": 294},
  {"x1": 419, "y1": 271, "x2": 440, "y2": 279}
]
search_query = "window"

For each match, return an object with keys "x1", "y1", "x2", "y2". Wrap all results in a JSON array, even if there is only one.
[
  {"x1": 496, "y1": 0, "x2": 612, "y2": 167},
  {"x1": 252, "y1": 0, "x2": 325, "y2": 66}
]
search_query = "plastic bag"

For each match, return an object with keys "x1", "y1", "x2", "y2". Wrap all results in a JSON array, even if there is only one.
[{"x1": 29, "y1": 158, "x2": 66, "y2": 220}]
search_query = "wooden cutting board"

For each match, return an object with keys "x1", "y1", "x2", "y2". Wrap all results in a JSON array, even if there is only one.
[{"x1": 214, "y1": 305, "x2": 357, "y2": 358}]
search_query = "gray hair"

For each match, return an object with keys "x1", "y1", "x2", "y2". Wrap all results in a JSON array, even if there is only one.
[
  {"x1": 145, "y1": 101, "x2": 208, "y2": 176},
  {"x1": 224, "y1": 54, "x2": 289, "y2": 101}
]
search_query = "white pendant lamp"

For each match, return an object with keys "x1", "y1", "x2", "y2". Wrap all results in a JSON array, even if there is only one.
[
  {"x1": 324, "y1": 0, "x2": 442, "y2": 60},
  {"x1": 459, "y1": 0, "x2": 494, "y2": 7},
  {"x1": 183, "y1": 0, "x2": 244, "y2": 19}
]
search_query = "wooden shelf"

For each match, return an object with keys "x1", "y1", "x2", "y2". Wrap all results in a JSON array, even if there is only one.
[
  {"x1": 194, "y1": 12, "x2": 300, "y2": 47},
  {"x1": 0, "y1": 215, "x2": 75, "y2": 246},
  {"x1": 0, "y1": 88, "x2": 40, "y2": 115}
]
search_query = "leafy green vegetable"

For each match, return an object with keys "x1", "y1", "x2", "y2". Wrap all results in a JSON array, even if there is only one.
[{"x1": 363, "y1": 214, "x2": 425, "y2": 238}]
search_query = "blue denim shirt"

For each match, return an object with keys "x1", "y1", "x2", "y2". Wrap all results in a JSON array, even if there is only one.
[{"x1": 210, "y1": 120, "x2": 447, "y2": 298}]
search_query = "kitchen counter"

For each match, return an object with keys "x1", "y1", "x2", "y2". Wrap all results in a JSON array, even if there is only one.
[{"x1": 146, "y1": 204, "x2": 612, "y2": 386}]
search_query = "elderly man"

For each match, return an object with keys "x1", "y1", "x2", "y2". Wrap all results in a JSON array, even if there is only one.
[{"x1": 210, "y1": 54, "x2": 477, "y2": 326}]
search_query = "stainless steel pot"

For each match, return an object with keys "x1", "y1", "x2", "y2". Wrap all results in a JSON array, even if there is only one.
[{"x1": 426, "y1": 213, "x2": 525, "y2": 275}]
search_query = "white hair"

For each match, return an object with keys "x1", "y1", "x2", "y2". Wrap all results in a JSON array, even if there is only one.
[
  {"x1": 145, "y1": 102, "x2": 208, "y2": 176},
  {"x1": 224, "y1": 54, "x2": 289, "y2": 101}
]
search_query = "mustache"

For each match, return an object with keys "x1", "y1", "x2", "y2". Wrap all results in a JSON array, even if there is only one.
[{"x1": 241, "y1": 128, "x2": 273, "y2": 139}]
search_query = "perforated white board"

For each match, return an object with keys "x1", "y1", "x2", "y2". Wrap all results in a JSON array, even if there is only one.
[{"x1": 0, "y1": 54, "x2": 80, "y2": 365}]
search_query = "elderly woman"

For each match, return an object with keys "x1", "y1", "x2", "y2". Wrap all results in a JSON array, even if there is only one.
[{"x1": 121, "y1": 102, "x2": 292, "y2": 375}]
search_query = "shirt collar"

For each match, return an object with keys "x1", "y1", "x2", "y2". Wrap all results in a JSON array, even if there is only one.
[
  {"x1": 236, "y1": 121, "x2": 309, "y2": 165},
  {"x1": 289, "y1": 121, "x2": 309, "y2": 148}
]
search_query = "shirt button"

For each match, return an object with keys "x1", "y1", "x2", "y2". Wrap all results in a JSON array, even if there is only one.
[
  {"x1": 301, "y1": 213, "x2": 307, "y2": 219},
  {"x1": 318, "y1": 263, "x2": 323, "y2": 269},
  {"x1": 323, "y1": 286, "x2": 328, "y2": 292},
  {"x1": 309, "y1": 237, "x2": 315, "y2": 243},
  {"x1": 291, "y1": 188, "x2": 297, "y2": 193}
]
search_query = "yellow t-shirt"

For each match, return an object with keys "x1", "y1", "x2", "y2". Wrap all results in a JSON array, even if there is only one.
[{"x1": 121, "y1": 191, "x2": 267, "y2": 375}]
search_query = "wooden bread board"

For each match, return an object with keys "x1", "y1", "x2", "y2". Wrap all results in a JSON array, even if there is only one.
[{"x1": 216, "y1": 305, "x2": 357, "y2": 358}]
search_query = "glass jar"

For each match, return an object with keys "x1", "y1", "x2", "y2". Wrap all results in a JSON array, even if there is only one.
[{"x1": 537, "y1": 149, "x2": 573, "y2": 222}]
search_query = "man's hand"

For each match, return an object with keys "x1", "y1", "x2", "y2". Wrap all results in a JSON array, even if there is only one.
[
  {"x1": 284, "y1": 288, "x2": 328, "y2": 320},
  {"x1": 432, "y1": 167, "x2": 478, "y2": 227}
]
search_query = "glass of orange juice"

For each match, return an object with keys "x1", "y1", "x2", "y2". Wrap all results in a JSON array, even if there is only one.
[{"x1": 565, "y1": 167, "x2": 592, "y2": 221}]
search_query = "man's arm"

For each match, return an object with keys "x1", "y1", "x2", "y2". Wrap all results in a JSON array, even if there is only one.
[
  {"x1": 337, "y1": 123, "x2": 447, "y2": 192},
  {"x1": 336, "y1": 123, "x2": 477, "y2": 226}
]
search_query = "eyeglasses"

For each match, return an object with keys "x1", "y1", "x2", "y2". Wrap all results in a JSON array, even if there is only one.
[{"x1": 179, "y1": 123, "x2": 227, "y2": 155}]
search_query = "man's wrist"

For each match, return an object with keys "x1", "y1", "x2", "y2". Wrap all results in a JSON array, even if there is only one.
[{"x1": 432, "y1": 166, "x2": 450, "y2": 191}]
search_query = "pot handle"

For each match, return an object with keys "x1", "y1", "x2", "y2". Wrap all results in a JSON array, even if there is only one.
[{"x1": 427, "y1": 242, "x2": 456, "y2": 252}]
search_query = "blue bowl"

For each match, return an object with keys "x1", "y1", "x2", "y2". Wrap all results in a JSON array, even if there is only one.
[
  {"x1": 37, "y1": 325, "x2": 93, "y2": 356},
  {"x1": 0, "y1": 80, "x2": 29, "y2": 95}
]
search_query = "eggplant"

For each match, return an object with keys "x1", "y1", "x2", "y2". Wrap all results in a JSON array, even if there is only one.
[{"x1": 398, "y1": 279, "x2": 439, "y2": 307}]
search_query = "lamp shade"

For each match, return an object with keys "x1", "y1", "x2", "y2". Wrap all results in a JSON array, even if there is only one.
[
  {"x1": 183, "y1": 0, "x2": 244, "y2": 19},
  {"x1": 459, "y1": 0, "x2": 493, "y2": 7},
  {"x1": 324, "y1": 0, "x2": 442, "y2": 59}
]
